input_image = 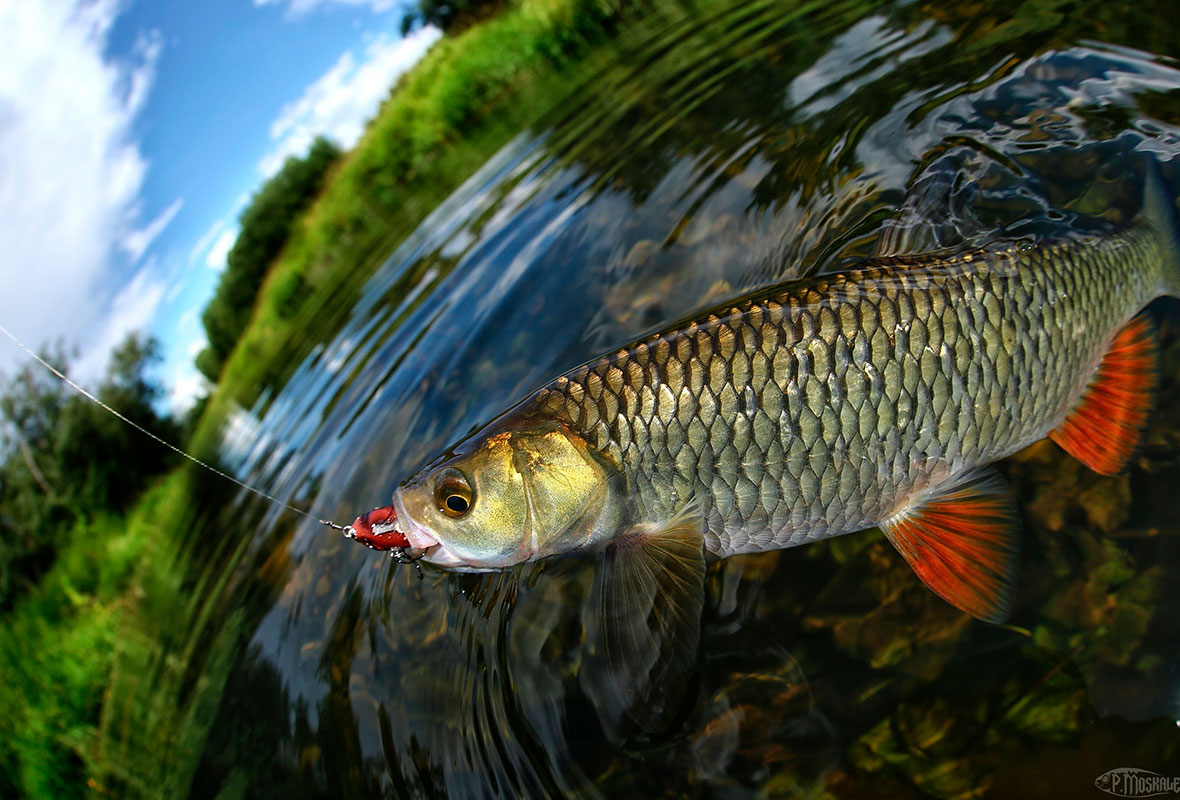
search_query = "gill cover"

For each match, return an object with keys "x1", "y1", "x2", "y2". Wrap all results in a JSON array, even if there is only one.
[{"x1": 397, "y1": 419, "x2": 612, "y2": 568}]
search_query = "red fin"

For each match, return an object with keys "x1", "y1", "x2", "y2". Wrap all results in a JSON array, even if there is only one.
[
  {"x1": 1050, "y1": 310, "x2": 1158, "y2": 476},
  {"x1": 882, "y1": 470, "x2": 1020, "y2": 623}
]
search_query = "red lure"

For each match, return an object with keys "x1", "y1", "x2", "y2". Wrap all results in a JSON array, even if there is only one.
[{"x1": 347, "y1": 505, "x2": 409, "y2": 550}]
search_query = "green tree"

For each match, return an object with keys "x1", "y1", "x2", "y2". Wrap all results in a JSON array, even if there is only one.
[
  {"x1": 0, "y1": 334, "x2": 177, "y2": 606},
  {"x1": 408, "y1": 0, "x2": 506, "y2": 32},
  {"x1": 197, "y1": 136, "x2": 343, "y2": 381}
]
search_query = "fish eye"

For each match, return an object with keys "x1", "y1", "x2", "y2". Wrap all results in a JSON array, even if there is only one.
[{"x1": 434, "y1": 468, "x2": 473, "y2": 518}]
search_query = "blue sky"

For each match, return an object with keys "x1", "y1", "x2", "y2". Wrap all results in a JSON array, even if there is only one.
[{"x1": 0, "y1": 0, "x2": 439, "y2": 411}]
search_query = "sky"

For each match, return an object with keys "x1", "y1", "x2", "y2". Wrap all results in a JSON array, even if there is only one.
[{"x1": 0, "y1": 0, "x2": 441, "y2": 413}]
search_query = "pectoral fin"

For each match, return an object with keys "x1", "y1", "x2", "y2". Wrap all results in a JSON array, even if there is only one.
[
  {"x1": 581, "y1": 501, "x2": 707, "y2": 743},
  {"x1": 881, "y1": 469, "x2": 1020, "y2": 623}
]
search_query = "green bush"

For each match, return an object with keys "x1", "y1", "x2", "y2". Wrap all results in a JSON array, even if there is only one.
[
  {"x1": 198, "y1": 137, "x2": 342, "y2": 381},
  {"x1": 0, "y1": 335, "x2": 177, "y2": 608},
  {"x1": 0, "y1": 478, "x2": 179, "y2": 800}
]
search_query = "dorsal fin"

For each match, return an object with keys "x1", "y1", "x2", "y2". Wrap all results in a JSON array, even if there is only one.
[
  {"x1": 1050, "y1": 310, "x2": 1158, "y2": 476},
  {"x1": 873, "y1": 154, "x2": 984, "y2": 258}
]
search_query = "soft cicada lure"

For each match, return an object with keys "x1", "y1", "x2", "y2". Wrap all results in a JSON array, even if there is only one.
[{"x1": 344, "y1": 505, "x2": 422, "y2": 574}]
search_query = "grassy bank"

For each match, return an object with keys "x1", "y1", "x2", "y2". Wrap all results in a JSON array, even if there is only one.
[
  {"x1": 0, "y1": 473, "x2": 190, "y2": 799},
  {"x1": 0, "y1": 2, "x2": 631, "y2": 797}
]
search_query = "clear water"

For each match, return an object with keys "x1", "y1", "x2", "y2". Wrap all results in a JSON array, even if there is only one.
[{"x1": 127, "y1": 0, "x2": 1180, "y2": 796}]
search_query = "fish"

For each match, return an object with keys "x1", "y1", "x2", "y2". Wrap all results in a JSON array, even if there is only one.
[{"x1": 364, "y1": 162, "x2": 1180, "y2": 736}]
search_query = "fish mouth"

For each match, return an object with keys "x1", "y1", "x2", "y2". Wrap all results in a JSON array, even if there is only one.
[
  {"x1": 390, "y1": 493, "x2": 479, "y2": 569},
  {"x1": 346, "y1": 495, "x2": 475, "y2": 569}
]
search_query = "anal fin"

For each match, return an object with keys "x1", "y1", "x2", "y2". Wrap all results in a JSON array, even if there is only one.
[
  {"x1": 882, "y1": 469, "x2": 1020, "y2": 623},
  {"x1": 1050, "y1": 310, "x2": 1158, "y2": 476},
  {"x1": 581, "y1": 500, "x2": 707, "y2": 743}
]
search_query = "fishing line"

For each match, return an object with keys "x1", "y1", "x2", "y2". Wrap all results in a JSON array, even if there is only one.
[{"x1": 0, "y1": 321, "x2": 352, "y2": 536}]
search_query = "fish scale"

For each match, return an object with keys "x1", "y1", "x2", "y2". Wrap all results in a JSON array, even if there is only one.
[{"x1": 529, "y1": 229, "x2": 1165, "y2": 558}]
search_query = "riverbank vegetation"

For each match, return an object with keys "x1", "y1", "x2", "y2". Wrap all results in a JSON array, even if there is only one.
[
  {"x1": 0, "y1": 336, "x2": 177, "y2": 609},
  {"x1": 0, "y1": 338, "x2": 180, "y2": 798},
  {"x1": 196, "y1": 137, "x2": 342, "y2": 382}
]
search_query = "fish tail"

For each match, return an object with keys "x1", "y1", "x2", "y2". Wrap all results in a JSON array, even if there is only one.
[{"x1": 1141, "y1": 156, "x2": 1180, "y2": 296}]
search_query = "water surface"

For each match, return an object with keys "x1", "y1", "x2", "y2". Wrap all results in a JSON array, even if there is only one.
[{"x1": 119, "y1": 1, "x2": 1180, "y2": 796}]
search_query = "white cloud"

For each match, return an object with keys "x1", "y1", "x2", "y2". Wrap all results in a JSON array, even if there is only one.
[
  {"x1": 0, "y1": 0, "x2": 164, "y2": 380},
  {"x1": 166, "y1": 341, "x2": 210, "y2": 414},
  {"x1": 186, "y1": 334, "x2": 207, "y2": 360},
  {"x1": 121, "y1": 197, "x2": 184, "y2": 263},
  {"x1": 75, "y1": 263, "x2": 169, "y2": 379},
  {"x1": 189, "y1": 219, "x2": 226, "y2": 265},
  {"x1": 177, "y1": 307, "x2": 200, "y2": 331},
  {"x1": 168, "y1": 368, "x2": 209, "y2": 415},
  {"x1": 205, "y1": 227, "x2": 239, "y2": 270},
  {"x1": 255, "y1": 0, "x2": 397, "y2": 18},
  {"x1": 158, "y1": 308, "x2": 209, "y2": 414},
  {"x1": 258, "y1": 26, "x2": 441, "y2": 177}
]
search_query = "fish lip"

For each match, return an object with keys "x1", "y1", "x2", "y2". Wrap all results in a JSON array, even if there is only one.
[
  {"x1": 419, "y1": 546, "x2": 472, "y2": 569},
  {"x1": 391, "y1": 491, "x2": 440, "y2": 552}
]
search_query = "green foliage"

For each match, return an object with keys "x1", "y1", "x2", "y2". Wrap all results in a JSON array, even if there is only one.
[
  {"x1": 0, "y1": 334, "x2": 177, "y2": 608},
  {"x1": 270, "y1": 269, "x2": 310, "y2": 320},
  {"x1": 0, "y1": 476, "x2": 183, "y2": 800},
  {"x1": 350, "y1": 0, "x2": 618, "y2": 208},
  {"x1": 409, "y1": 0, "x2": 506, "y2": 32},
  {"x1": 198, "y1": 136, "x2": 342, "y2": 381}
]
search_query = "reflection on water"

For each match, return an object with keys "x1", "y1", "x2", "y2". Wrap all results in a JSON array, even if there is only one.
[{"x1": 117, "y1": 0, "x2": 1180, "y2": 796}]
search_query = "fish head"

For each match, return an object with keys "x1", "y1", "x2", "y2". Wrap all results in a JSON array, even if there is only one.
[{"x1": 394, "y1": 417, "x2": 614, "y2": 570}]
